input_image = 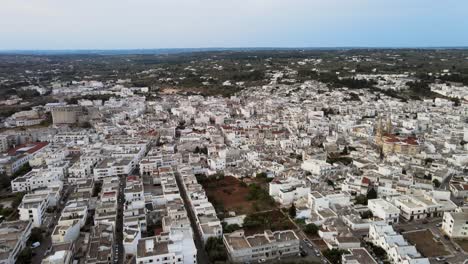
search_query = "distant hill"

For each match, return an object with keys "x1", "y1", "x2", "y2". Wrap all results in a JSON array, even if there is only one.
[{"x1": 3, "y1": 47, "x2": 467, "y2": 56}]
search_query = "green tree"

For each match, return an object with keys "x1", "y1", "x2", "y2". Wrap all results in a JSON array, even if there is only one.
[
  {"x1": 354, "y1": 194, "x2": 368, "y2": 205},
  {"x1": 366, "y1": 242, "x2": 387, "y2": 259},
  {"x1": 12, "y1": 192, "x2": 26, "y2": 208},
  {"x1": 361, "y1": 210, "x2": 373, "y2": 219},
  {"x1": 29, "y1": 227, "x2": 44, "y2": 243},
  {"x1": 205, "y1": 237, "x2": 227, "y2": 263},
  {"x1": 223, "y1": 224, "x2": 241, "y2": 233},
  {"x1": 193, "y1": 146, "x2": 200, "y2": 153},
  {"x1": 304, "y1": 223, "x2": 319, "y2": 236},
  {"x1": 289, "y1": 204, "x2": 297, "y2": 218},
  {"x1": 12, "y1": 164, "x2": 32, "y2": 178},
  {"x1": 433, "y1": 179, "x2": 441, "y2": 188},
  {"x1": 367, "y1": 188, "x2": 377, "y2": 200},
  {"x1": 0, "y1": 173, "x2": 10, "y2": 189},
  {"x1": 16, "y1": 248, "x2": 32, "y2": 264},
  {"x1": 323, "y1": 249, "x2": 348, "y2": 264},
  {"x1": 342, "y1": 146, "x2": 349, "y2": 155}
]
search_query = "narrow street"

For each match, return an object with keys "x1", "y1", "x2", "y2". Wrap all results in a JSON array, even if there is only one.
[
  {"x1": 280, "y1": 209, "x2": 326, "y2": 263},
  {"x1": 116, "y1": 174, "x2": 127, "y2": 264},
  {"x1": 174, "y1": 171, "x2": 210, "y2": 264}
]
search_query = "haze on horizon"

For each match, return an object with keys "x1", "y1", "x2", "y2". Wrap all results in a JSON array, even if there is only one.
[{"x1": 1, "y1": 0, "x2": 468, "y2": 50}]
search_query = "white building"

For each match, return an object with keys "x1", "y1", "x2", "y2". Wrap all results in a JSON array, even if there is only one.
[
  {"x1": 18, "y1": 193, "x2": 49, "y2": 227},
  {"x1": 391, "y1": 193, "x2": 456, "y2": 221},
  {"x1": 11, "y1": 168, "x2": 63, "y2": 193},
  {"x1": 308, "y1": 191, "x2": 352, "y2": 211},
  {"x1": 442, "y1": 211, "x2": 468, "y2": 238},
  {"x1": 223, "y1": 230, "x2": 300, "y2": 263},
  {"x1": 93, "y1": 158, "x2": 133, "y2": 179},
  {"x1": 136, "y1": 229, "x2": 197, "y2": 264},
  {"x1": 368, "y1": 199, "x2": 400, "y2": 224},
  {"x1": 0, "y1": 220, "x2": 32, "y2": 264},
  {"x1": 269, "y1": 178, "x2": 309, "y2": 206},
  {"x1": 51, "y1": 219, "x2": 80, "y2": 244},
  {"x1": 369, "y1": 223, "x2": 429, "y2": 264},
  {"x1": 301, "y1": 159, "x2": 336, "y2": 175},
  {"x1": 0, "y1": 135, "x2": 9, "y2": 153}
]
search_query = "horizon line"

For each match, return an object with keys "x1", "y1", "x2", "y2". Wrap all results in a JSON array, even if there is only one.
[{"x1": 1, "y1": 46, "x2": 468, "y2": 53}]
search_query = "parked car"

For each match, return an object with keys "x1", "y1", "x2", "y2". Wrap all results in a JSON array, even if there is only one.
[
  {"x1": 435, "y1": 257, "x2": 446, "y2": 261},
  {"x1": 31, "y1": 242, "x2": 41, "y2": 249}
]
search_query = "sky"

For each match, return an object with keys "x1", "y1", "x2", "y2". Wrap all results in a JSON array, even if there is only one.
[{"x1": 1, "y1": 0, "x2": 468, "y2": 50}]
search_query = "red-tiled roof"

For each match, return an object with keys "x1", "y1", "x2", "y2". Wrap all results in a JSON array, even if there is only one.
[
  {"x1": 402, "y1": 137, "x2": 419, "y2": 145},
  {"x1": 8, "y1": 142, "x2": 48, "y2": 156},
  {"x1": 383, "y1": 134, "x2": 419, "y2": 145},
  {"x1": 361, "y1": 177, "x2": 371, "y2": 185},
  {"x1": 127, "y1": 175, "x2": 139, "y2": 181}
]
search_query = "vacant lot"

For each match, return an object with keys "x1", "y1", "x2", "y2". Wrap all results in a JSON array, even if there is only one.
[
  {"x1": 243, "y1": 210, "x2": 296, "y2": 236},
  {"x1": 403, "y1": 230, "x2": 449, "y2": 257},
  {"x1": 454, "y1": 239, "x2": 468, "y2": 252},
  {"x1": 202, "y1": 176, "x2": 275, "y2": 215}
]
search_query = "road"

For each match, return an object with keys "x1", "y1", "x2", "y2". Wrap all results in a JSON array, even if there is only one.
[
  {"x1": 280, "y1": 210, "x2": 327, "y2": 264},
  {"x1": 115, "y1": 174, "x2": 126, "y2": 264},
  {"x1": 174, "y1": 171, "x2": 210, "y2": 264}
]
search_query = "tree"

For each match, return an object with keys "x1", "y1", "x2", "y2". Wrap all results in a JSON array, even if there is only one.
[
  {"x1": 366, "y1": 242, "x2": 387, "y2": 259},
  {"x1": 0, "y1": 173, "x2": 10, "y2": 189},
  {"x1": 433, "y1": 179, "x2": 441, "y2": 188},
  {"x1": 16, "y1": 248, "x2": 32, "y2": 264},
  {"x1": 355, "y1": 194, "x2": 368, "y2": 205},
  {"x1": 246, "y1": 184, "x2": 275, "y2": 206},
  {"x1": 289, "y1": 204, "x2": 297, "y2": 218},
  {"x1": 193, "y1": 146, "x2": 200, "y2": 153},
  {"x1": 12, "y1": 164, "x2": 32, "y2": 178},
  {"x1": 341, "y1": 146, "x2": 349, "y2": 155},
  {"x1": 223, "y1": 223, "x2": 241, "y2": 233},
  {"x1": 367, "y1": 188, "x2": 377, "y2": 200},
  {"x1": 323, "y1": 249, "x2": 348, "y2": 264},
  {"x1": 424, "y1": 158, "x2": 434, "y2": 165},
  {"x1": 29, "y1": 227, "x2": 44, "y2": 243},
  {"x1": 79, "y1": 121, "x2": 92, "y2": 128},
  {"x1": 205, "y1": 237, "x2": 227, "y2": 263},
  {"x1": 361, "y1": 210, "x2": 373, "y2": 219},
  {"x1": 12, "y1": 192, "x2": 26, "y2": 208},
  {"x1": 304, "y1": 223, "x2": 319, "y2": 236}
]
